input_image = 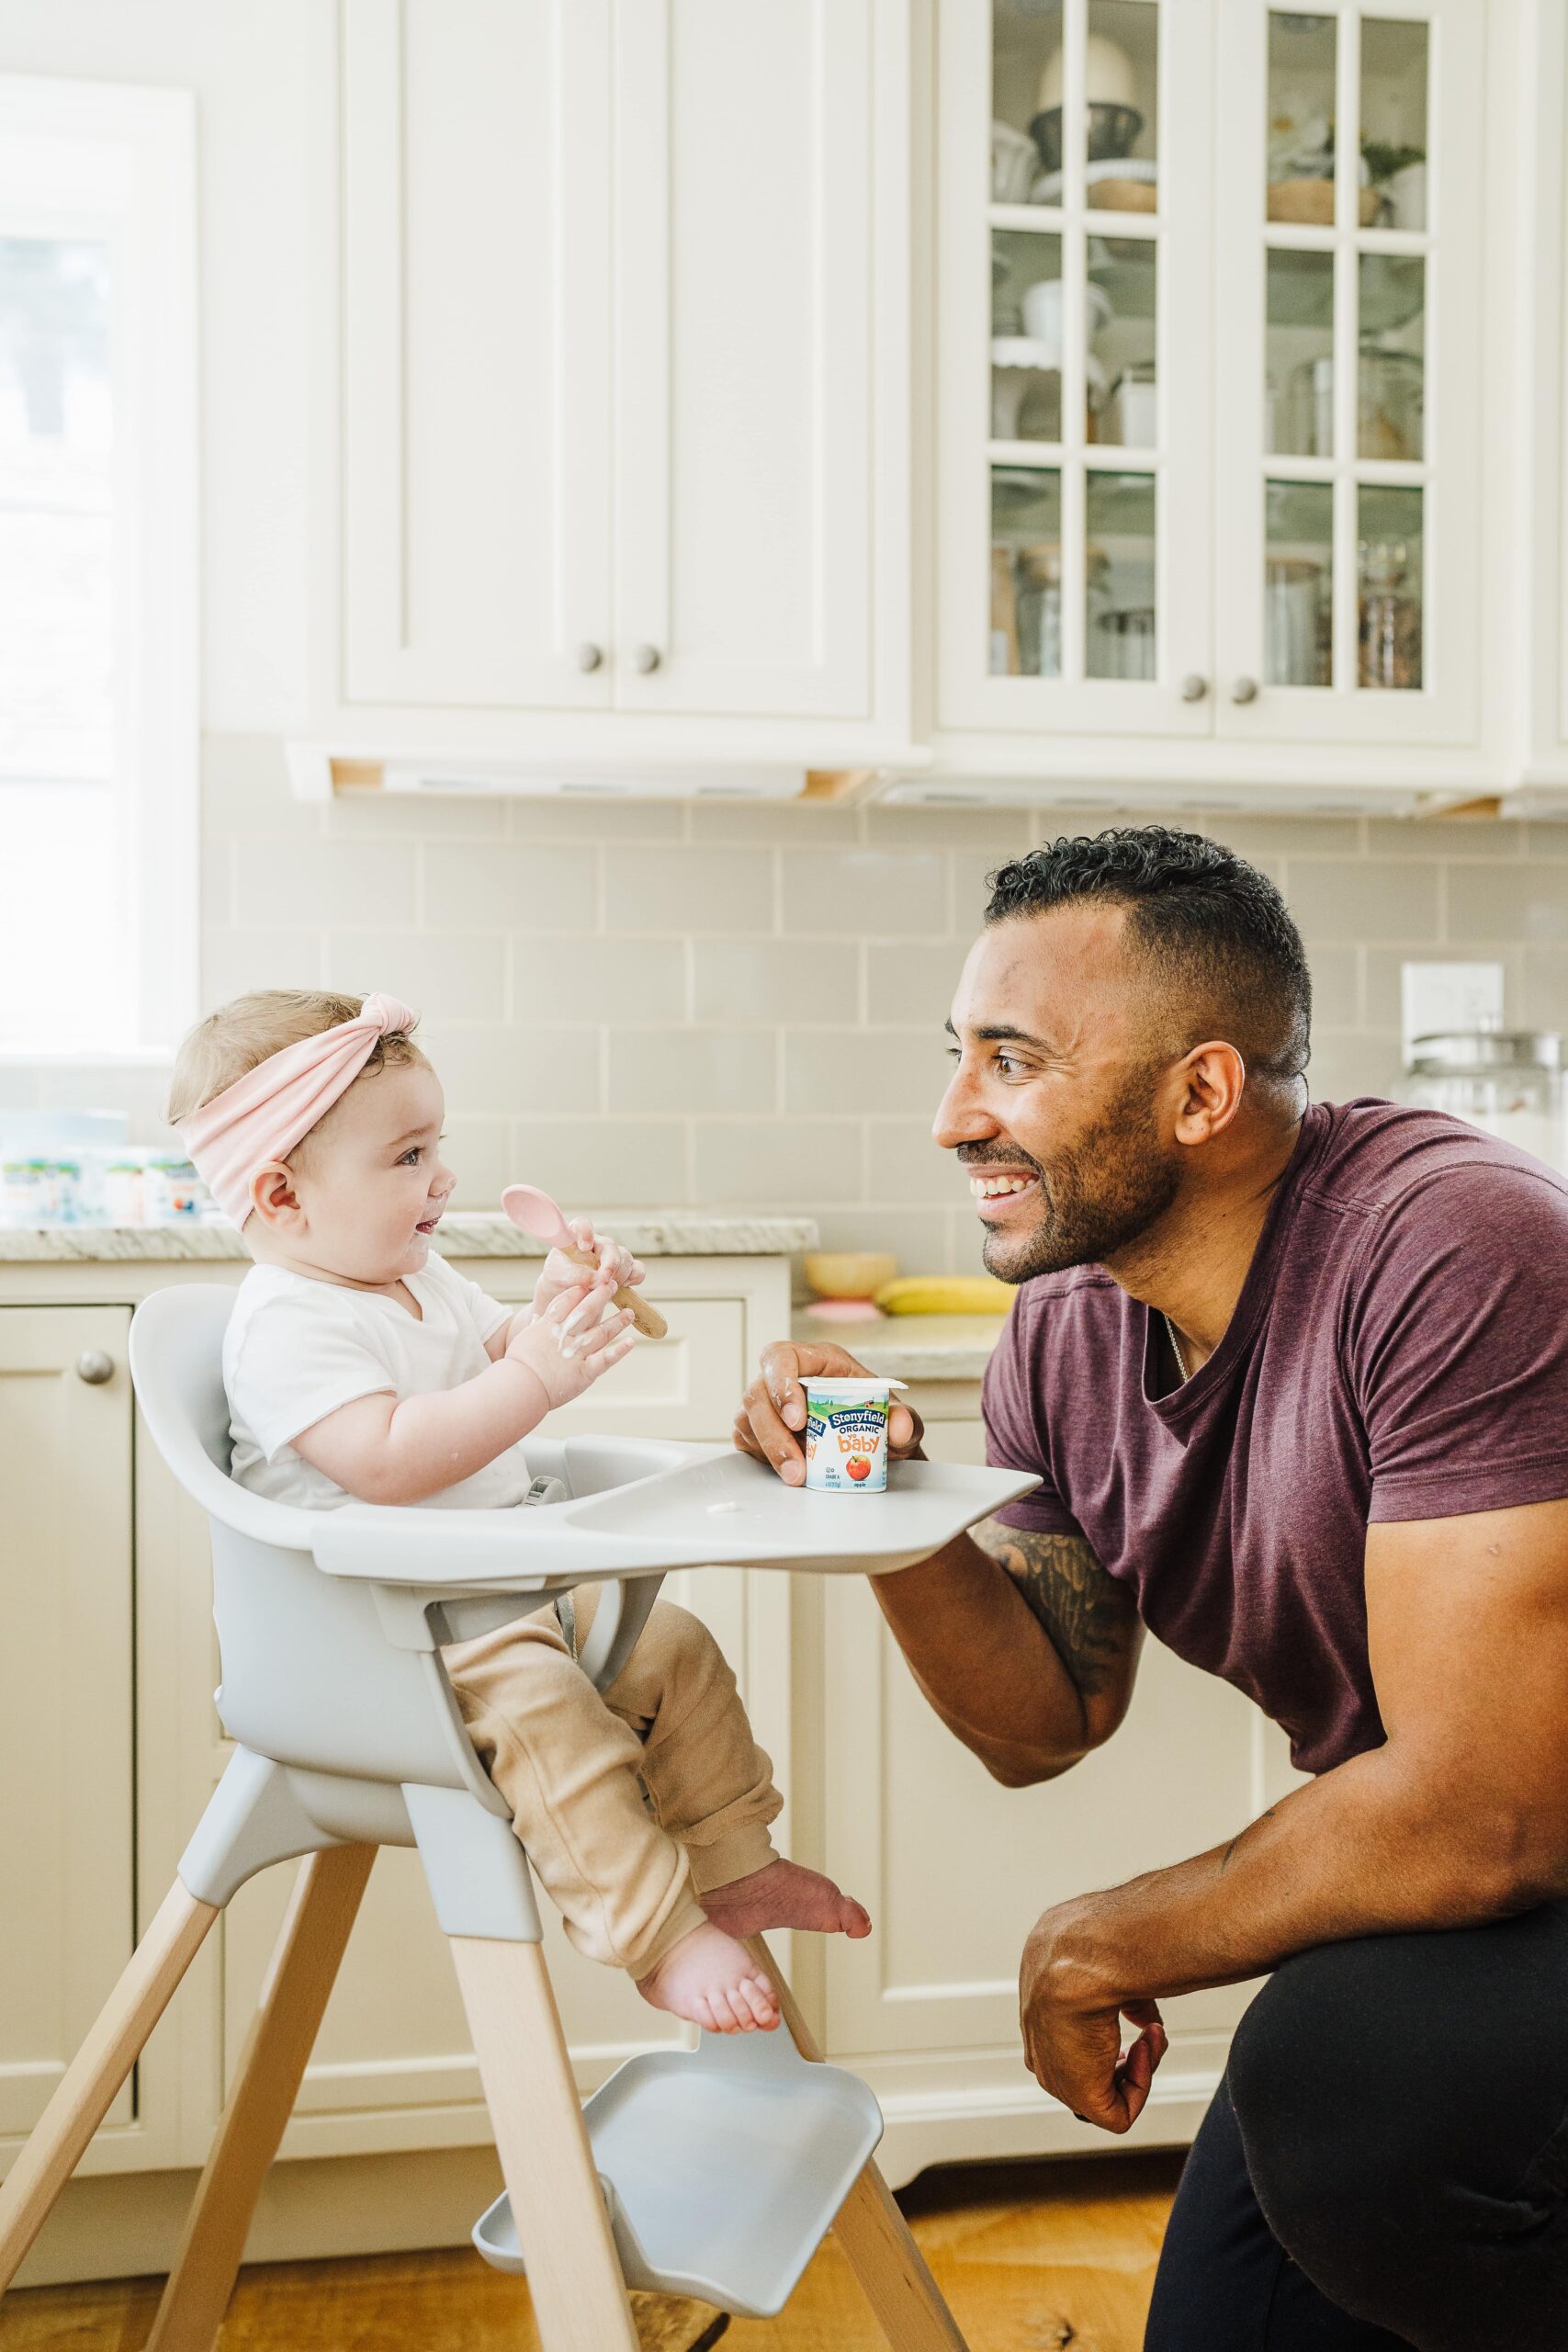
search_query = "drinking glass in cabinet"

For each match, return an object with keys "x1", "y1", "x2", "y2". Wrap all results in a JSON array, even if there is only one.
[
  {"x1": 1265, "y1": 481, "x2": 1333, "y2": 688},
  {"x1": 1015, "y1": 546, "x2": 1065, "y2": 680},
  {"x1": 990, "y1": 467, "x2": 1063, "y2": 675},
  {"x1": 1091, "y1": 235, "x2": 1156, "y2": 447},
  {"x1": 1358, "y1": 254, "x2": 1425, "y2": 462},
  {"x1": 1358, "y1": 490, "x2": 1424, "y2": 691},
  {"x1": 1266, "y1": 249, "x2": 1335, "y2": 457},
  {"x1": 1085, "y1": 470, "x2": 1156, "y2": 680},
  {"x1": 1360, "y1": 17, "x2": 1428, "y2": 232}
]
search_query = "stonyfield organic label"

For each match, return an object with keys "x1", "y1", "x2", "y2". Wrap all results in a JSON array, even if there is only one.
[{"x1": 803, "y1": 1382, "x2": 896, "y2": 1492}]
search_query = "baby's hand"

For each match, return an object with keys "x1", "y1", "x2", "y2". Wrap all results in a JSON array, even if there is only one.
[
  {"x1": 530, "y1": 1217, "x2": 647, "y2": 1321},
  {"x1": 506, "y1": 1278, "x2": 637, "y2": 1409}
]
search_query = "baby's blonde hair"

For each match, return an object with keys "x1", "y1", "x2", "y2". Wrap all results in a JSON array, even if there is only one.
[{"x1": 166, "y1": 989, "x2": 425, "y2": 1164}]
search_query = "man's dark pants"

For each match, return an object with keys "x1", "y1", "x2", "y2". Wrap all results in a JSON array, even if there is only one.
[{"x1": 1144, "y1": 1904, "x2": 1568, "y2": 2349}]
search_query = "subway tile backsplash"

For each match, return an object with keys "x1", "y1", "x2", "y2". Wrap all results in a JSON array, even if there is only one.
[{"x1": 13, "y1": 738, "x2": 1565, "y2": 1273}]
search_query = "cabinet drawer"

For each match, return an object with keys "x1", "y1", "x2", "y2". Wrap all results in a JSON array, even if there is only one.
[
  {"x1": 469, "y1": 1273, "x2": 747, "y2": 1442},
  {"x1": 540, "y1": 1296, "x2": 745, "y2": 1441}
]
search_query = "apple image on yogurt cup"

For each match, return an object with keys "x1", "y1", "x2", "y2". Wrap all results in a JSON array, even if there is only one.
[{"x1": 847, "y1": 1454, "x2": 871, "y2": 1481}]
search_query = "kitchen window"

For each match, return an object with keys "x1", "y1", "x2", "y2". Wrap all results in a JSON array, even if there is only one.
[{"x1": 0, "y1": 78, "x2": 196, "y2": 1059}]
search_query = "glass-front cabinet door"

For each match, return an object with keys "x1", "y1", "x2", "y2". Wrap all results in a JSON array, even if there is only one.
[
  {"x1": 1213, "y1": 0, "x2": 1483, "y2": 748},
  {"x1": 937, "y1": 0, "x2": 1214, "y2": 738}
]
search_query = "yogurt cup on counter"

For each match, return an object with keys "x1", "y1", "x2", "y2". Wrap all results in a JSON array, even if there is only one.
[{"x1": 802, "y1": 1378, "x2": 908, "y2": 1493}]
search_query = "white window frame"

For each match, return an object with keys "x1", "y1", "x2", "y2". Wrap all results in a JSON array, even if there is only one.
[{"x1": 0, "y1": 75, "x2": 197, "y2": 1062}]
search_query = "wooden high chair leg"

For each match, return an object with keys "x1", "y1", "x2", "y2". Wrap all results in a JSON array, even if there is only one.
[
  {"x1": 450, "y1": 1934, "x2": 640, "y2": 2352},
  {"x1": 0, "y1": 1881, "x2": 220, "y2": 2296},
  {"x1": 144, "y1": 1843, "x2": 376, "y2": 2352},
  {"x1": 749, "y1": 1935, "x2": 972, "y2": 2352}
]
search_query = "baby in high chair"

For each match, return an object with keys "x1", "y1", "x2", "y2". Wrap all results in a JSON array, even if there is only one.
[{"x1": 169, "y1": 988, "x2": 870, "y2": 2035}]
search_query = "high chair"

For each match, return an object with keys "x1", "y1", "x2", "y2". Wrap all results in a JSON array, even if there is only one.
[{"x1": 0, "y1": 1283, "x2": 1036, "y2": 2350}]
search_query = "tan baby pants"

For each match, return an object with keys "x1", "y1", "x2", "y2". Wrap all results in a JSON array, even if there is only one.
[{"x1": 441, "y1": 1588, "x2": 781, "y2": 1978}]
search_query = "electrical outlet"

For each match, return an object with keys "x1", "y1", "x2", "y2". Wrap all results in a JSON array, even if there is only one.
[{"x1": 1401, "y1": 962, "x2": 1505, "y2": 1063}]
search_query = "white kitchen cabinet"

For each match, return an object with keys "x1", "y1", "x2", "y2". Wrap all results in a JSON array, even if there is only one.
[
  {"x1": 1514, "y1": 0, "x2": 1568, "y2": 802},
  {"x1": 938, "y1": 0, "x2": 1215, "y2": 745},
  {"x1": 932, "y1": 0, "x2": 1494, "y2": 794},
  {"x1": 337, "y1": 0, "x2": 612, "y2": 717},
  {"x1": 807, "y1": 1376, "x2": 1304, "y2": 2184},
  {"x1": 317, "y1": 0, "x2": 909, "y2": 763},
  {"x1": 1213, "y1": 1, "x2": 1483, "y2": 752},
  {"x1": 0, "y1": 1311, "x2": 135, "y2": 2154}
]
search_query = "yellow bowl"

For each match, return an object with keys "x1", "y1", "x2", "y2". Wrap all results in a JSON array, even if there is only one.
[{"x1": 804, "y1": 1250, "x2": 899, "y2": 1301}]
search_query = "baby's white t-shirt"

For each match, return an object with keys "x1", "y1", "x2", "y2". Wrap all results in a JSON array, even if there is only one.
[{"x1": 224, "y1": 1251, "x2": 530, "y2": 1510}]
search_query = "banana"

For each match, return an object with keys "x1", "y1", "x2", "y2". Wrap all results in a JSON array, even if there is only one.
[{"x1": 873, "y1": 1275, "x2": 1014, "y2": 1317}]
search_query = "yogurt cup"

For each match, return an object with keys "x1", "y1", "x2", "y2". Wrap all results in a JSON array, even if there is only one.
[{"x1": 802, "y1": 1378, "x2": 907, "y2": 1493}]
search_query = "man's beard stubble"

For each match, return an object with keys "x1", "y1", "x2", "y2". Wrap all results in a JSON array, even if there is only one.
[{"x1": 978, "y1": 1084, "x2": 1181, "y2": 1283}]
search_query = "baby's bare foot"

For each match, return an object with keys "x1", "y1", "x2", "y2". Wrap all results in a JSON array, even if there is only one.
[
  {"x1": 701, "y1": 1856, "x2": 872, "y2": 1941},
  {"x1": 636, "y1": 1921, "x2": 780, "y2": 2035}
]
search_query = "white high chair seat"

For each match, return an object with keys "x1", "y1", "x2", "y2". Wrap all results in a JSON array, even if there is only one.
[{"x1": 0, "y1": 1281, "x2": 1032, "y2": 2350}]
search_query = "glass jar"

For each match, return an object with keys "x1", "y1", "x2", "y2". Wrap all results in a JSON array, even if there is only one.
[
  {"x1": 1014, "y1": 544, "x2": 1065, "y2": 679},
  {"x1": 1359, "y1": 537, "x2": 1422, "y2": 689},
  {"x1": 1011, "y1": 545, "x2": 1112, "y2": 680},
  {"x1": 1401, "y1": 1032, "x2": 1565, "y2": 1170}
]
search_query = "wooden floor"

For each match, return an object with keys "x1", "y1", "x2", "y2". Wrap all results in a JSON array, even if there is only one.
[{"x1": 0, "y1": 2152, "x2": 1184, "y2": 2352}]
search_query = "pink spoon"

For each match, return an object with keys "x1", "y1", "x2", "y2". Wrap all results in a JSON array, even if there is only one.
[{"x1": 502, "y1": 1184, "x2": 668, "y2": 1340}]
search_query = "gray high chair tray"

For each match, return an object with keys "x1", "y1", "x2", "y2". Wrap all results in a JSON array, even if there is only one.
[{"x1": 311, "y1": 1442, "x2": 1043, "y2": 1591}]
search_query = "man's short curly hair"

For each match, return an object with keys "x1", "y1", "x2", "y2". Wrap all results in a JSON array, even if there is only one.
[{"x1": 985, "y1": 825, "x2": 1312, "y2": 1086}]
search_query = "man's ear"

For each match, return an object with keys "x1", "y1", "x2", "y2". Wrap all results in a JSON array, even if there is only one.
[
  {"x1": 1172, "y1": 1041, "x2": 1247, "y2": 1146},
  {"x1": 250, "y1": 1160, "x2": 304, "y2": 1231}
]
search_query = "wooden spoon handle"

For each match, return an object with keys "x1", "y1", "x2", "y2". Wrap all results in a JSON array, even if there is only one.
[{"x1": 562, "y1": 1246, "x2": 668, "y2": 1340}]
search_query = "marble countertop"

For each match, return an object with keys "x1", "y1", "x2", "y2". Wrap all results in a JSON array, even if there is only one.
[
  {"x1": 0, "y1": 1211, "x2": 820, "y2": 1264},
  {"x1": 789, "y1": 1310, "x2": 1007, "y2": 1384}
]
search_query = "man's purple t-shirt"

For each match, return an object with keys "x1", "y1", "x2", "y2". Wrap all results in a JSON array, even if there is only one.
[{"x1": 982, "y1": 1100, "x2": 1568, "y2": 1774}]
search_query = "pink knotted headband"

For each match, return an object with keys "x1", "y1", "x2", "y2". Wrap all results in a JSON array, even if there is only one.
[{"x1": 176, "y1": 991, "x2": 419, "y2": 1228}]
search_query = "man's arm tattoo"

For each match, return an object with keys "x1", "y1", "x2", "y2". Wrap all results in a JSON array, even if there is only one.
[{"x1": 971, "y1": 1518, "x2": 1133, "y2": 1699}]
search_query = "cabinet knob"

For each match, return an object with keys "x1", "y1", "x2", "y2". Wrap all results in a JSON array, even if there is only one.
[
  {"x1": 630, "y1": 643, "x2": 662, "y2": 675},
  {"x1": 1179, "y1": 673, "x2": 1209, "y2": 703},
  {"x1": 576, "y1": 641, "x2": 604, "y2": 673},
  {"x1": 76, "y1": 1351, "x2": 114, "y2": 1385},
  {"x1": 1231, "y1": 675, "x2": 1259, "y2": 705}
]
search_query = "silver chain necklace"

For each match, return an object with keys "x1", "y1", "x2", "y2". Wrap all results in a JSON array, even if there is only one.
[{"x1": 1162, "y1": 1312, "x2": 1190, "y2": 1385}]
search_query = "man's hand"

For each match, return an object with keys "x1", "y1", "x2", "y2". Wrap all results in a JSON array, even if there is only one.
[
  {"x1": 1000, "y1": 1498, "x2": 1568, "y2": 2134},
  {"x1": 734, "y1": 1340, "x2": 924, "y2": 1485},
  {"x1": 1018, "y1": 1899, "x2": 1168, "y2": 2133}
]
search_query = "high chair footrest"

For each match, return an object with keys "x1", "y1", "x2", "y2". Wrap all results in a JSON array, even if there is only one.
[{"x1": 471, "y1": 2029, "x2": 883, "y2": 2318}]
